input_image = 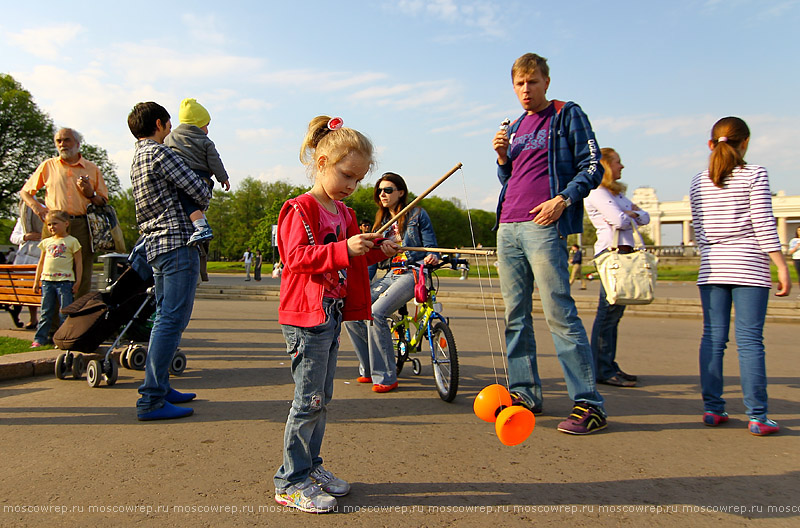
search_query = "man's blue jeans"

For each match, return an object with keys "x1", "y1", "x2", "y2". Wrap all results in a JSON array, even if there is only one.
[
  {"x1": 34, "y1": 280, "x2": 73, "y2": 345},
  {"x1": 698, "y1": 284, "x2": 770, "y2": 419},
  {"x1": 275, "y1": 298, "x2": 342, "y2": 491},
  {"x1": 497, "y1": 221, "x2": 604, "y2": 412},
  {"x1": 343, "y1": 270, "x2": 415, "y2": 385},
  {"x1": 591, "y1": 281, "x2": 627, "y2": 381},
  {"x1": 137, "y1": 246, "x2": 199, "y2": 414}
]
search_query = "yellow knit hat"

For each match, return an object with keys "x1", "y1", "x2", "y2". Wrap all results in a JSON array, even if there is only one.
[{"x1": 178, "y1": 98, "x2": 211, "y2": 127}]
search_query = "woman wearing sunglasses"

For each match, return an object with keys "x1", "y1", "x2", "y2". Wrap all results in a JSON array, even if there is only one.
[{"x1": 343, "y1": 172, "x2": 439, "y2": 393}]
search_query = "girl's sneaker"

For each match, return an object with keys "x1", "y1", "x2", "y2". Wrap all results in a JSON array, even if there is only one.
[
  {"x1": 748, "y1": 417, "x2": 779, "y2": 436},
  {"x1": 275, "y1": 479, "x2": 336, "y2": 513},
  {"x1": 703, "y1": 411, "x2": 729, "y2": 426}
]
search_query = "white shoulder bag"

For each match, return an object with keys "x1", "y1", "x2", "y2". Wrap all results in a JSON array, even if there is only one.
[{"x1": 593, "y1": 223, "x2": 658, "y2": 305}]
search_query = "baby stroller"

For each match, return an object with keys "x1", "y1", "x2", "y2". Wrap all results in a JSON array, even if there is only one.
[{"x1": 52, "y1": 240, "x2": 186, "y2": 387}]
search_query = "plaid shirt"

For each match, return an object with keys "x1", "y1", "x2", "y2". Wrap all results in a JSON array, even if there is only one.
[{"x1": 130, "y1": 139, "x2": 211, "y2": 261}]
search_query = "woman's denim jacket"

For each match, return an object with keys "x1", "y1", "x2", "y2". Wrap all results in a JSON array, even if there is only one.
[{"x1": 382, "y1": 207, "x2": 439, "y2": 264}]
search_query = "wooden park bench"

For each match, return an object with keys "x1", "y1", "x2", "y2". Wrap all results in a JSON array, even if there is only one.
[{"x1": 0, "y1": 264, "x2": 41, "y2": 328}]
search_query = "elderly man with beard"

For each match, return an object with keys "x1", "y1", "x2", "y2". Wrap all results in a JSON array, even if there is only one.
[{"x1": 21, "y1": 127, "x2": 109, "y2": 298}]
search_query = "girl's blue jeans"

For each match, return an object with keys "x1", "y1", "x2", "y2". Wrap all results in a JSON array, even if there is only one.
[
  {"x1": 34, "y1": 280, "x2": 73, "y2": 344},
  {"x1": 274, "y1": 298, "x2": 343, "y2": 491},
  {"x1": 698, "y1": 284, "x2": 770, "y2": 419}
]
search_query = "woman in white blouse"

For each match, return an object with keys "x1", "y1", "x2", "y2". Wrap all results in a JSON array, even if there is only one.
[
  {"x1": 689, "y1": 116, "x2": 790, "y2": 436},
  {"x1": 585, "y1": 148, "x2": 650, "y2": 387}
]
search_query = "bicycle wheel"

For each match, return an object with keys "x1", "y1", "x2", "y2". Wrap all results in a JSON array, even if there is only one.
[
  {"x1": 390, "y1": 315, "x2": 410, "y2": 375},
  {"x1": 429, "y1": 320, "x2": 458, "y2": 402}
]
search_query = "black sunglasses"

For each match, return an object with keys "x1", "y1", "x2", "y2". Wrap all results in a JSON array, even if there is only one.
[{"x1": 378, "y1": 187, "x2": 396, "y2": 195}]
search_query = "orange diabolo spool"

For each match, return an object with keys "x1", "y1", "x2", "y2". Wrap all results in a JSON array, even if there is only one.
[
  {"x1": 473, "y1": 384, "x2": 512, "y2": 423},
  {"x1": 495, "y1": 405, "x2": 535, "y2": 446}
]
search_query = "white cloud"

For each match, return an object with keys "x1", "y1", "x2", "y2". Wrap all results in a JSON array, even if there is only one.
[
  {"x1": 99, "y1": 43, "x2": 264, "y2": 84},
  {"x1": 594, "y1": 114, "x2": 715, "y2": 137},
  {"x1": 181, "y1": 14, "x2": 226, "y2": 45},
  {"x1": 256, "y1": 69, "x2": 387, "y2": 91},
  {"x1": 350, "y1": 80, "x2": 459, "y2": 110},
  {"x1": 255, "y1": 165, "x2": 307, "y2": 185},
  {"x1": 236, "y1": 128, "x2": 284, "y2": 142},
  {"x1": 235, "y1": 98, "x2": 274, "y2": 111},
  {"x1": 6, "y1": 23, "x2": 83, "y2": 60},
  {"x1": 392, "y1": 0, "x2": 506, "y2": 38}
]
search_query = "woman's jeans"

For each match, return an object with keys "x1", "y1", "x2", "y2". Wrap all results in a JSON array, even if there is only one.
[
  {"x1": 34, "y1": 280, "x2": 73, "y2": 344},
  {"x1": 275, "y1": 298, "x2": 343, "y2": 491},
  {"x1": 137, "y1": 246, "x2": 199, "y2": 414},
  {"x1": 591, "y1": 281, "x2": 627, "y2": 381},
  {"x1": 698, "y1": 284, "x2": 770, "y2": 419},
  {"x1": 343, "y1": 271, "x2": 415, "y2": 386},
  {"x1": 496, "y1": 221, "x2": 604, "y2": 412}
]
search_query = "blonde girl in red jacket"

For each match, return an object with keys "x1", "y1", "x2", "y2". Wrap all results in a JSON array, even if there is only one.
[{"x1": 273, "y1": 116, "x2": 397, "y2": 513}]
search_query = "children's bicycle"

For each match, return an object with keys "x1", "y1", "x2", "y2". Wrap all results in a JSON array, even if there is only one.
[{"x1": 388, "y1": 256, "x2": 467, "y2": 402}]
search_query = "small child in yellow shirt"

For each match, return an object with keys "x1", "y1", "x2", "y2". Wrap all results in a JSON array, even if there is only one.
[{"x1": 31, "y1": 210, "x2": 82, "y2": 347}]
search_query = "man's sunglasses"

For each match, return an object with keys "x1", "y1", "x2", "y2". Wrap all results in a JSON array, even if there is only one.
[{"x1": 378, "y1": 187, "x2": 396, "y2": 195}]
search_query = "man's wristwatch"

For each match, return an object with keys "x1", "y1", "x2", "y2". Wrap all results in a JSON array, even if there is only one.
[{"x1": 558, "y1": 194, "x2": 572, "y2": 208}]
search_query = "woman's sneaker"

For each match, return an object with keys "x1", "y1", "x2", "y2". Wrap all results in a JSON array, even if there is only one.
[
  {"x1": 275, "y1": 478, "x2": 336, "y2": 513},
  {"x1": 310, "y1": 465, "x2": 350, "y2": 496},
  {"x1": 557, "y1": 403, "x2": 607, "y2": 435},
  {"x1": 748, "y1": 417, "x2": 779, "y2": 436},
  {"x1": 703, "y1": 411, "x2": 729, "y2": 426}
]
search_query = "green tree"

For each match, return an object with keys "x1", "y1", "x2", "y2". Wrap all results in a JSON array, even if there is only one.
[
  {"x1": 109, "y1": 188, "x2": 139, "y2": 250},
  {"x1": 343, "y1": 186, "x2": 378, "y2": 226},
  {"x1": 81, "y1": 142, "x2": 121, "y2": 196},
  {"x1": 0, "y1": 74, "x2": 56, "y2": 217},
  {"x1": 249, "y1": 183, "x2": 308, "y2": 255}
]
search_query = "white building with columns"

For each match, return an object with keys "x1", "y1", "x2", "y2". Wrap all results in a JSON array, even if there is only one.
[{"x1": 631, "y1": 187, "x2": 800, "y2": 246}]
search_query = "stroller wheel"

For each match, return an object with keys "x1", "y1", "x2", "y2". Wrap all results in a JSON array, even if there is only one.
[
  {"x1": 105, "y1": 359, "x2": 119, "y2": 386},
  {"x1": 169, "y1": 350, "x2": 187, "y2": 376},
  {"x1": 119, "y1": 348, "x2": 130, "y2": 370},
  {"x1": 128, "y1": 346, "x2": 147, "y2": 371},
  {"x1": 55, "y1": 353, "x2": 68, "y2": 380},
  {"x1": 71, "y1": 354, "x2": 84, "y2": 380},
  {"x1": 86, "y1": 360, "x2": 102, "y2": 388}
]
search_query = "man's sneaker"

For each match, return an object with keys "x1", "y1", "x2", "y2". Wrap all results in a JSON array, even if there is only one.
[
  {"x1": 187, "y1": 226, "x2": 214, "y2": 246},
  {"x1": 557, "y1": 403, "x2": 607, "y2": 435},
  {"x1": 510, "y1": 392, "x2": 543, "y2": 414},
  {"x1": 749, "y1": 417, "x2": 779, "y2": 436},
  {"x1": 703, "y1": 411, "x2": 729, "y2": 426},
  {"x1": 275, "y1": 479, "x2": 337, "y2": 513},
  {"x1": 310, "y1": 465, "x2": 351, "y2": 496}
]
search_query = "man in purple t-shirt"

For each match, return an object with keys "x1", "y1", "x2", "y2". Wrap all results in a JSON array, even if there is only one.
[{"x1": 491, "y1": 53, "x2": 606, "y2": 435}]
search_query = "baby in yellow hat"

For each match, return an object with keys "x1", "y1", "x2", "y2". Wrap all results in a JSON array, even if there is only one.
[{"x1": 165, "y1": 98, "x2": 231, "y2": 247}]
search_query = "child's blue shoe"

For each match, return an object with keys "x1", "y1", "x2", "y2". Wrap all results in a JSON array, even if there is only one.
[
  {"x1": 165, "y1": 388, "x2": 196, "y2": 404},
  {"x1": 188, "y1": 226, "x2": 213, "y2": 246},
  {"x1": 137, "y1": 401, "x2": 194, "y2": 421}
]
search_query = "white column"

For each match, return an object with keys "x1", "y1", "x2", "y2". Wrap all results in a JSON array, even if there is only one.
[{"x1": 777, "y1": 217, "x2": 787, "y2": 246}]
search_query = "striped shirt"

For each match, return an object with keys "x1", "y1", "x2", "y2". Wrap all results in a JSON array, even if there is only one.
[
  {"x1": 130, "y1": 139, "x2": 211, "y2": 261},
  {"x1": 689, "y1": 165, "x2": 780, "y2": 288}
]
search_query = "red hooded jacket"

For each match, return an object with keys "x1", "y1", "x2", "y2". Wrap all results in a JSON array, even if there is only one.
[{"x1": 277, "y1": 192, "x2": 387, "y2": 327}]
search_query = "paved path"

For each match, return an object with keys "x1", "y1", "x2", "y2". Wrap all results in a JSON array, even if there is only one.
[{"x1": 1, "y1": 296, "x2": 798, "y2": 527}]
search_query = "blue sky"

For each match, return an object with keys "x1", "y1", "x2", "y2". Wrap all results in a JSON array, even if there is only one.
[{"x1": 2, "y1": 0, "x2": 798, "y2": 221}]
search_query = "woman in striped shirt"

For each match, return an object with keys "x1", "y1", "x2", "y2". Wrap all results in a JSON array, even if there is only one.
[{"x1": 689, "y1": 116, "x2": 790, "y2": 436}]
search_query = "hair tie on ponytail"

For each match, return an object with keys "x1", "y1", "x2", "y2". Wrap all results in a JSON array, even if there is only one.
[
  {"x1": 718, "y1": 136, "x2": 727, "y2": 143},
  {"x1": 327, "y1": 117, "x2": 343, "y2": 131}
]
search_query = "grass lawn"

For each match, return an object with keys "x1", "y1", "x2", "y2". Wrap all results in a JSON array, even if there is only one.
[{"x1": 0, "y1": 336, "x2": 53, "y2": 357}]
